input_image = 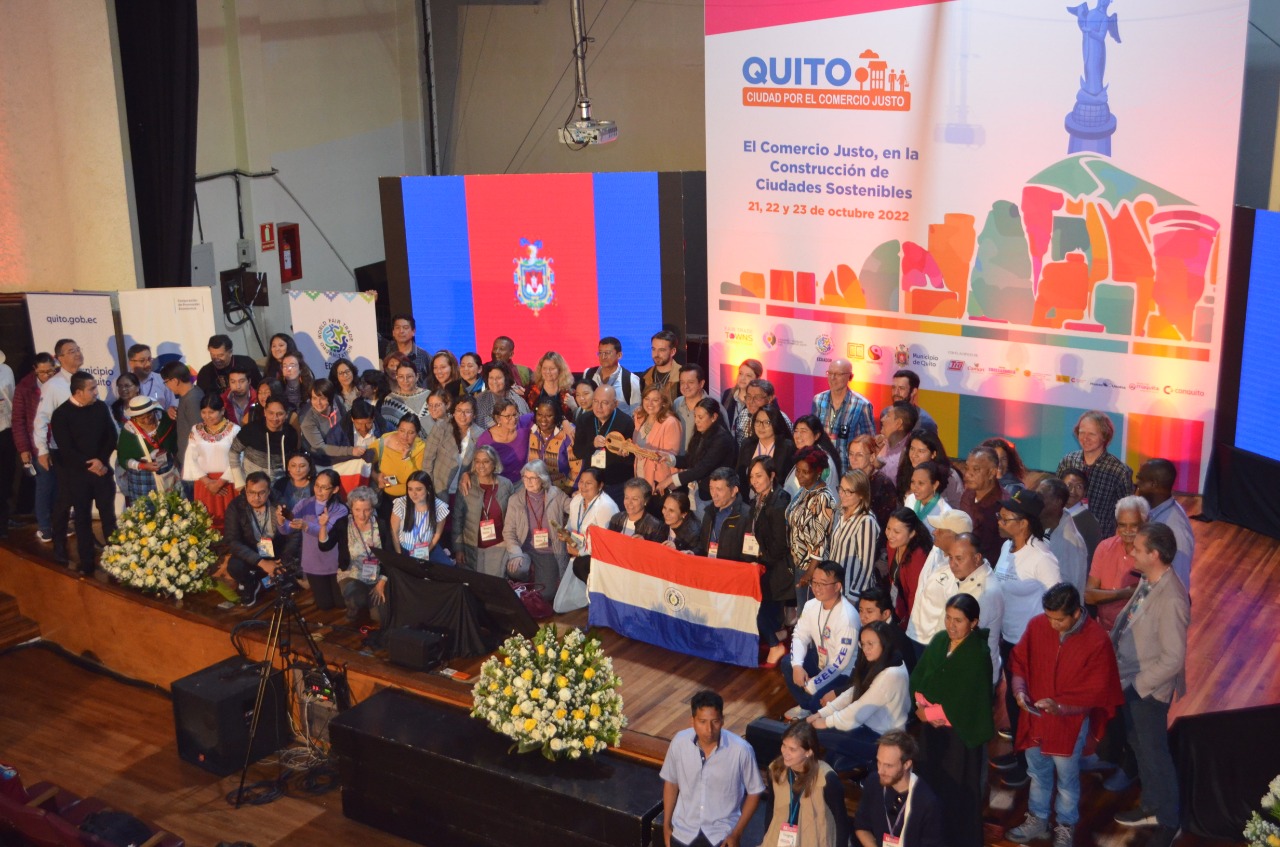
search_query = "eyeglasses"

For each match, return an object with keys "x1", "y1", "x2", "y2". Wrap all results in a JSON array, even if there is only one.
[
  {"x1": 996, "y1": 514, "x2": 1025, "y2": 524},
  {"x1": 130, "y1": 356, "x2": 152, "y2": 365},
  {"x1": 282, "y1": 363, "x2": 299, "y2": 371},
  {"x1": 497, "y1": 412, "x2": 518, "y2": 420},
  {"x1": 811, "y1": 580, "x2": 839, "y2": 588},
  {"x1": 838, "y1": 487, "x2": 857, "y2": 495}
]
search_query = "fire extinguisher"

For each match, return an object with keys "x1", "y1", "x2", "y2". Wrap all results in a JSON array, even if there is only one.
[{"x1": 282, "y1": 241, "x2": 293, "y2": 272}]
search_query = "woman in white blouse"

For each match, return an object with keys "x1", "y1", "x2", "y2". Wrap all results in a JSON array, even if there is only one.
[{"x1": 183, "y1": 393, "x2": 241, "y2": 531}]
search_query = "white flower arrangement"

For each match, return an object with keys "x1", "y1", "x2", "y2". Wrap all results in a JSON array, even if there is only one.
[
  {"x1": 471, "y1": 624, "x2": 626, "y2": 761},
  {"x1": 100, "y1": 490, "x2": 220, "y2": 601},
  {"x1": 1245, "y1": 775, "x2": 1280, "y2": 847}
]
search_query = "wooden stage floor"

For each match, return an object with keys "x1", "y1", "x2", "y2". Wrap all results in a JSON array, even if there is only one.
[{"x1": 0, "y1": 493, "x2": 1271, "y2": 846}]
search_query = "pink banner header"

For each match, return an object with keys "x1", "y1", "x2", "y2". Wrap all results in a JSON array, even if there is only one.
[{"x1": 706, "y1": 0, "x2": 950, "y2": 36}]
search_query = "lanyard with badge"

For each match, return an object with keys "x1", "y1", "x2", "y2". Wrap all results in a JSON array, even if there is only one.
[
  {"x1": 743, "y1": 495, "x2": 766, "y2": 558},
  {"x1": 571, "y1": 495, "x2": 598, "y2": 551},
  {"x1": 353, "y1": 523, "x2": 380, "y2": 583},
  {"x1": 777, "y1": 769, "x2": 801, "y2": 847},
  {"x1": 592, "y1": 410, "x2": 617, "y2": 469},
  {"x1": 708, "y1": 508, "x2": 729, "y2": 558},
  {"x1": 882, "y1": 785, "x2": 909, "y2": 847},
  {"x1": 479, "y1": 484, "x2": 499, "y2": 542},
  {"x1": 252, "y1": 507, "x2": 276, "y2": 559},
  {"x1": 529, "y1": 496, "x2": 550, "y2": 551},
  {"x1": 816, "y1": 605, "x2": 835, "y2": 670}
]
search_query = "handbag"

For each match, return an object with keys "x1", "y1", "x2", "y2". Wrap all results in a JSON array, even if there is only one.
[{"x1": 509, "y1": 580, "x2": 554, "y2": 619}]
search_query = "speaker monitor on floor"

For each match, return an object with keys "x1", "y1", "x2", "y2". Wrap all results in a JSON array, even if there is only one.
[
  {"x1": 171, "y1": 656, "x2": 289, "y2": 776},
  {"x1": 387, "y1": 625, "x2": 450, "y2": 672}
]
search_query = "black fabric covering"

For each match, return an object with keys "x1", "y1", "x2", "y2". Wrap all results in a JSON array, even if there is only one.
[
  {"x1": 114, "y1": 0, "x2": 199, "y2": 288},
  {"x1": 1171, "y1": 703, "x2": 1280, "y2": 839},
  {"x1": 384, "y1": 565, "x2": 489, "y2": 657},
  {"x1": 1201, "y1": 443, "x2": 1280, "y2": 540}
]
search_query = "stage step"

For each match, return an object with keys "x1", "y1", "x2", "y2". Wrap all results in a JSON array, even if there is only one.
[{"x1": 0, "y1": 592, "x2": 40, "y2": 651}]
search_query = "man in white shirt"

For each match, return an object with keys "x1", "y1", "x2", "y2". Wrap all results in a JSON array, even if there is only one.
[
  {"x1": 901, "y1": 510, "x2": 973, "y2": 660},
  {"x1": 782, "y1": 560, "x2": 861, "y2": 720},
  {"x1": 1039, "y1": 476, "x2": 1089, "y2": 597},
  {"x1": 33, "y1": 339, "x2": 82, "y2": 471},
  {"x1": 908, "y1": 533, "x2": 1004, "y2": 682}
]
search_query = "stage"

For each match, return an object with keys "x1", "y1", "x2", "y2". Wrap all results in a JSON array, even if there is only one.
[{"x1": 0, "y1": 495, "x2": 1274, "y2": 846}]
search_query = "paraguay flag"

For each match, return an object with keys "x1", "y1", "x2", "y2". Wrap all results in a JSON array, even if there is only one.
[{"x1": 586, "y1": 528, "x2": 764, "y2": 668}]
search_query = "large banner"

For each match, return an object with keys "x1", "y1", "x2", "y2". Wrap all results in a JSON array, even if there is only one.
[
  {"x1": 118, "y1": 288, "x2": 215, "y2": 378},
  {"x1": 288, "y1": 291, "x2": 380, "y2": 373},
  {"x1": 705, "y1": 0, "x2": 1249, "y2": 487},
  {"x1": 26, "y1": 292, "x2": 119, "y2": 400}
]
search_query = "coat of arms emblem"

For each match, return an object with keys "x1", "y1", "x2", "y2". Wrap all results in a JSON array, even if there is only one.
[{"x1": 513, "y1": 238, "x2": 555, "y2": 315}]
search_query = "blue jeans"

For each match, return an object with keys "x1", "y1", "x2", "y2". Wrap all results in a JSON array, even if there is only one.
[
  {"x1": 816, "y1": 725, "x2": 882, "y2": 772},
  {"x1": 34, "y1": 460, "x2": 56, "y2": 535},
  {"x1": 1025, "y1": 721, "x2": 1088, "y2": 827},
  {"x1": 1123, "y1": 687, "x2": 1180, "y2": 828},
  {"x1": 781, "y1": 650, "x2": 846, "y2": 713}
]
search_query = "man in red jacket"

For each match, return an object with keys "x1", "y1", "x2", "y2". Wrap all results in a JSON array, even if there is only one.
[
  {"x1": 1006, "y1": 582, "x2": 1123, "y2": 847},
  {"x1": 12, "y1": 353, "x2": 59, "y2": 542}
]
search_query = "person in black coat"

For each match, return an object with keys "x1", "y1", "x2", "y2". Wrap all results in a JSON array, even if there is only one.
[
  {"x1": 571, "y1": 384, "x2": 635, "y2": 506},
  {"x1": 693, "y1": 467, "x2": 752, "y2": 559},
  {"x1": 224, "y1": 471, "x2": 295, "y2": 606},
  {"x1": 49, "y1": 371, "x2": 118, "y2": 573},
  {"x1": 660, "y1": 490, "x2": 703, "y2": 552},
  {"x1": 666, "y1": 397, "x2": 737, "y2": 507},
  {"x1": 605, "y1": 478, "x2": 667, "y2": 542},
  {"x1": 852, "y1": 730, "x2": 945, "y2": 847},
  {"x1": 737, "y1": 403, "x2": 794, "y2": 499},
  {"x1": 746, "y1": 455, "x2": 795, "y2": 667}
]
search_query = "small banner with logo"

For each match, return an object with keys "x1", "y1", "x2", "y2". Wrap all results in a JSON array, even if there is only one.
[
  {"x1": 118, "y1": 289, "x2": 216, "y2": 387},
  {"x1": 288, "y1": 291, "x2": 380, "y2": 373},
  {"x1": 586, "y1": 527, "x2": 763, "y2": 668},
  {"x1": 26, "y1": 292, "x2": 121, "y2": 401}
]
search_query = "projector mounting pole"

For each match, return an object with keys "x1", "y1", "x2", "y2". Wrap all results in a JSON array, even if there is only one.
[{"x1": 570, "y1": 0, "x2": 591, "y2": 122}]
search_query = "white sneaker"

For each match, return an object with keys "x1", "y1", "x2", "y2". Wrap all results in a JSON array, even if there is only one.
[{"x1": 783, "y1": 705, "x2": 811, "y2": 721}]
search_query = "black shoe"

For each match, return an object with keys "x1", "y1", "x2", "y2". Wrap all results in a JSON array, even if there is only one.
[
  {"x1": 240, "y1": 581, "x2": 262, "y2": 607},
  {"x1": 1001, "y1": 767, "x2": 1030, "y2": 788},
  {"x1": 51, "y1": 547, "x2": 69, "y2": 566}
]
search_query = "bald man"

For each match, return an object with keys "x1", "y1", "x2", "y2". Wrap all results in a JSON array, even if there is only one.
[
  {"x1": 572, "y1": 384, "x2": 635, "y2": 505},
  {"x1": 811, "y1": 358, "x2": 875, "y2": 476}
]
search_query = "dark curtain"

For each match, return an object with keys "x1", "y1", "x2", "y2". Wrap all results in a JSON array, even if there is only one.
[
  {"x1": 1171, "y1": 704, "x2": 1280, "y2": 839},
  {"x1": 113, "y1": 0, "x2": 199, "y2": 288}
]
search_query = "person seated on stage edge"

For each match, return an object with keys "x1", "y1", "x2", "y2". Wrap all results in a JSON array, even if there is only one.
[
  {"x1": 422, "y1": 393, "x2": 482, "y2": 499},
  {"x1": 660, "y1": 689, "x2": 764, "y2": 847},
  {"x1": 885, "y1": 507, "x2": 934, "y2": 626},
  {"x1": 660, "y1": 489, "x2": 702, "y2": 553},
  {"x1": 328, "y1": 357, "x2": 360, "y2": 413},
  {"x1": 182, "y1": 392, "x2": 241, "y2": 532},
  {"x1": 116, "y1": 395, "x2": 179, "y2": 507},
  {"x1": 807, "y1": 620, "x2": 910, "y2": 772},
  {"x1": 502, "y1": 459, "x2": 569, "y2": 602},
  {"x1": 857, "y1": 587, "x2": 918, "y2": 675},
  {"x1": 224, "y1": 471, "x2": 292, "y2": 607},
  {"x1": 526, "y1": 394, "x2": 578, "y2": 495},
  {"x1": 745, "y1": 455, "x2": 793, "y2": 669},
  {"x1": 318, "y1": 485, "x2": 390, "y2": 627},
  {"x1": 909, "y1": 594, "x2": 996, "y2": 847},
  {"x1": 824, "y1": 469, "x2": 881, "y2": 603},
  {"x1": 280, "y1": 468, "x2": 350, "y2": 612},
  {"x1": 851, "y1": 730, "x2": 945, "y2": 847},
  {"x1": 787, "y1": 446, "x2": 836, "y2": 608},
  {"x1": 692, "y1": 467, "x2": 751, "y2": 560},
  {"x1": 391, "y1": 470, "x2": 451, "y2": 564},
  {"x1": 661, "y1": 397, "x2": 735, "y2": 507},
  {"x1": 782, "y1": 559, "x2": 860, "y2": 721},
  {"x1": 904, "y1": 460, "x2": 953, "y2": 536},
  {"x1": 229, "y1": 396, "x2": 298, "y2": 483},
  {"x1": 371, "y1": 413, "x2": 426, "y2": 521},
  {"x1": 633, "y1": 385, "x2": 683, "y2": 508},
  {"x1": 563, "y1": 467, "x2": 619, "y2": 585},
  {"x1": 760, "y1": 721, "x2": 849, "y2": 847},
  {"x1": 452, "y1": 445, "x2": 517, "y2": 577}
]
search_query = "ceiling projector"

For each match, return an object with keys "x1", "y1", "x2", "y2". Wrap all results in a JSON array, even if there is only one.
[{"x1": 559, "y1": 118, "x2": 618, "y2": 146}]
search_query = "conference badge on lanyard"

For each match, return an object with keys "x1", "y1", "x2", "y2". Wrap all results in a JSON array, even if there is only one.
[
  {"x1": 591, "y1": 449, "x2": 607, "y2": 469},
  {"x1": 479, "y1": 519, "x2": 497, "y2": 542},
  {"x1": 707, "y1": 542, "x2": 719, "y2": 558},
  {"x1": 742, "y1": 532, "x2": 760, "y2": 557},
  {"x1": 776, "y1": 825, "x2": 798, "y2": 847},
  {"x1": 359, "y1": 555, "x2": 380, "y2": 584},
  {"x1": 533, "y1": 529, "x2": 550, "y2": 550}
]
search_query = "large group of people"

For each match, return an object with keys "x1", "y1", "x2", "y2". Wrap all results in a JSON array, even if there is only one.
[{"x1": 3, "y1": 322, "x2": 1196, "y2": 847}]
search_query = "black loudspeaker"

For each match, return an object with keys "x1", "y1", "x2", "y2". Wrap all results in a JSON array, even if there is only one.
[
  {"x1": 387, "y1": 626, "x2": 450, "y2": 672},
  {"x1": 171, "y1": 657, "x2": 289, "y2": 776}
]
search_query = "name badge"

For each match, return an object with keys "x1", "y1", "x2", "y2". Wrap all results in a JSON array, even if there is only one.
[
  {"x1": 777, "y1": 824, "x2": 798, "y2": 847},
  {"x1": 479, "y1": 519, "x2": 497, "y2": 542},
  {"x1": 257, "y1": 538, "x2": 275, "y2": 558},
  {"x1": 533, "y1": 529, "x2": 551, "y2": 550},
  {"x1": 708, "y1": 542, "x2": 719, "y2": 558},
  {"x1": 591, "y1": 450, "x2": 607, "y2": 469},
  {"x1": 742, "y1": 532, "x2": 760, "y2": 557},
  {"x1": 359, "y1": 556, "x2": 380, "y2": 584},
  {"x1": 817, "y1": 646, "x2": 830, "y2": 670},
  {"x1": 884, "y1": 836, "x2": 901, "y2": 847}
]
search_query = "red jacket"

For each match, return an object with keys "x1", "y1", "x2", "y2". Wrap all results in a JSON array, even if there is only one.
[
  {"x1": 1010, "y1": 613, "x2": 1123, "y2": 756},
  {"x1": 11, "y1": 372, "x2": 43, "y2": 457}
]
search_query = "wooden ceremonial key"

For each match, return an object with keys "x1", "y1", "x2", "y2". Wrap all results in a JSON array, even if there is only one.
[{"x1": 604, "y1": 431, "x2": 664, "y2": 462}]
